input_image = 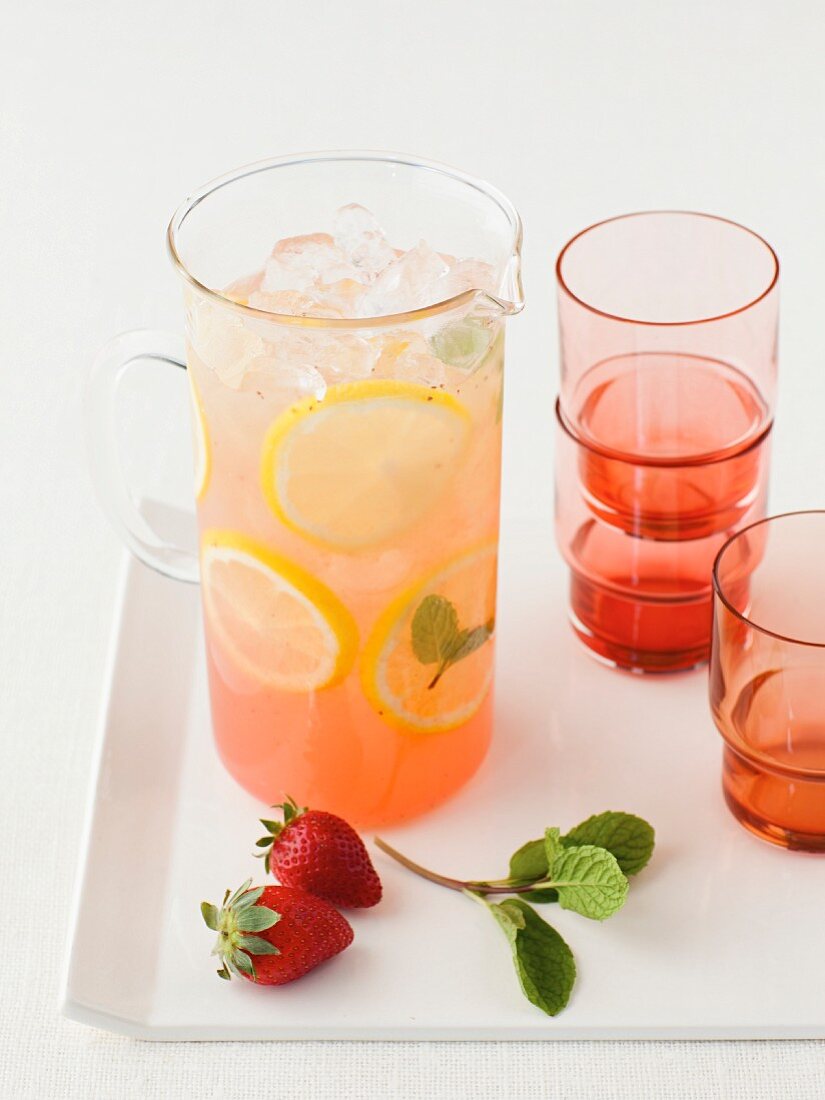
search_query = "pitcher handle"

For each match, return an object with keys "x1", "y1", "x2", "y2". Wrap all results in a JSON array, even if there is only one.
[{"x1": 85, "y1": 329, "x2": 199, "y2": 584}]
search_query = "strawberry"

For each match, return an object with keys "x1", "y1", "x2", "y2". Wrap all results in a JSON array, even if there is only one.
[
  {"x1": 200, "y1": 880, "x2": 353, "y2": 984},
  {"x1": 255, "y1": 797, "x2": 382, "y2": 909}
]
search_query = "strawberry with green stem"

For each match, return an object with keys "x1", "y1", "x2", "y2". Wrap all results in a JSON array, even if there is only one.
[
  {"x1": 201, "y1": 879, "x2": 353, "y2": 985},
  {"x1": 256, "y1": 797, "x2": 382, "y2": 909}
]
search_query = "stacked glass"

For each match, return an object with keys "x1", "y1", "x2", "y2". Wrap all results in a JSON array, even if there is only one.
[{"x1": 554, "y1": 212, "x2": 779, "y2": 672}]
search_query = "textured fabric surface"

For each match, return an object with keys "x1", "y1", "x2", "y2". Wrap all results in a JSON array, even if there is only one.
[
  {"x1": 6, "y1": 1033, "x2": 825, "y2": 1099},
  {"x1": 4, "y1": 1, "x2": 825, "y2": 1096}
]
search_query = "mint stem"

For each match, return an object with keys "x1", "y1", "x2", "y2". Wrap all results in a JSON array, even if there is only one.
[
  {"x1": 427, "y1": 663, "x2": 447, "y2": 690},
  {"x1": 373, "y1": 837, "x2": 552, "y2": 896},
  {"x1": 462, "y1": 888, "x2": 492, "y2": 910}
]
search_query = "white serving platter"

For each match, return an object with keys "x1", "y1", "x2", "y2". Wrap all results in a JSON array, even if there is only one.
[{"x1": 61, "y1": 503, "x2": 825, "y2": 1040}]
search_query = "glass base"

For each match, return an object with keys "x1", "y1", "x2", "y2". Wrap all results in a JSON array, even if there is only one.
[
  {"x1": 568, "y1": 571, "x2": 711, "y2": 673},
  {"x1": 722, "y1": 747, "x2": 825, "y2": 852}
]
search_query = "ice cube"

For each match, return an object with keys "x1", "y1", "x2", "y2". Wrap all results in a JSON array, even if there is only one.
[
  {"x1": 223, "y1": 272, "x2": 262, "y2": 304},
  {"x1": 358, "y1": 242, "x2": 451, "y2": 316},
  {"x1": 373, "y1": 332, "x2": 446, "y2": 387},
  {"x1": 187, "y1": 297, "x2": 266, "y2": 389},
  {"x1": 312, "y1": 332, "x2": 378, "y2": 383},
  {"x1": 239, "y1": 356, "x2": 327, "y2": 401},
  {"x1": 248, "y1": 289, "x2": 343, "y2": 319},
  {"x1": 309, "y1": 279, "x2": 366, "y2": 317},
  {"x1": 245, "y1": 327, "x2": 377, "y2": 387},
  {"x1": 440, "y1": 257, "x2": 497, "y2": 298},
  {"x1": 333, "y1": 204, "x2": 395, "y2": 279},
  {"x1": 262, "y1": 233, "x2": 355, "y2": 293}
]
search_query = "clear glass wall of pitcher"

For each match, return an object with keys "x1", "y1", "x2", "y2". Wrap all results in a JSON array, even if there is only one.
[{"x1": 87, "y1": 153, "x2": 524, "y2": 824}]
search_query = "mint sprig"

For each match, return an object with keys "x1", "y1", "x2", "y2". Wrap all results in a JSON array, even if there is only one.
[
  {"x1": 374, "y1": 808, "x2": 654, "y2": 1017},
  {"x1": 411, "y1": 594, "x2": 494, "y2": 689}
]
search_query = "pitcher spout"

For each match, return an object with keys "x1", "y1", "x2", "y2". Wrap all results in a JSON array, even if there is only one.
[{"x1": 476, "y1": 251, "x2": 525, "y2": 318}]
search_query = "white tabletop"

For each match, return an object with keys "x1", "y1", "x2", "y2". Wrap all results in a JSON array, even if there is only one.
[{"x1": 3, "y1": 1, "x2": 825, "y2": 1095}]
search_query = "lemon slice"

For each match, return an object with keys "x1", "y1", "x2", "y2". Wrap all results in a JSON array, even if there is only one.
[
  {"x1": 361, "y1": 543, "x2": 497, "y2": 733},
  {"x1": 188, "y1": 371, "x2": 211, "y2": 500},
  {"x1": 260, "y1": 379, "x2": 470, "y2": 551},
  {"x1": 201, "y1": 530, "x2": 358, "y2": 691}
]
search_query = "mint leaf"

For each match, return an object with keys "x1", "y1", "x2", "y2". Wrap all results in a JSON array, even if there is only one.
[
  {"x1": 525, "y1": 887, "x2": 560, "y2": 904},
  {"x1": 411, "y1": 594, "x2": 459, "y2": 665},
  {"x1": 446, "y1": 620, "x2": 495, "y2": 664},
  {"x1": 412, "y1": 594, "x2": 495, "y2": 689},
  {"x1": 430, "y1": 319, "x2": 491, "y2": 369},
  {"x1": 550, "y1": 845, "x2": 628, "y2": 921},
  {"x1": 544, "y1": 827, "x2": 562, "y2": 868},
  {"x1": 563, "y1": 812, "x2": 655, "y2": 876},
  {"x1": 508, "y1": 838, "x2": 547, "y2": 882},
  {"x1": 489, "y1": 898, "x2": 576, "y2": 1017}
]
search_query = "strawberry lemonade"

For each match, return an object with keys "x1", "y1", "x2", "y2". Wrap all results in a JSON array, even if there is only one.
[{"x1": 185, "y1": 205, "x2": 506, "y2": 824}]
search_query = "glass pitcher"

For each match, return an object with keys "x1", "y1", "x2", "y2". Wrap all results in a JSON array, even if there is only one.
[{"x1": 87, "y1": 152, "x2": 524, "y2": 825}]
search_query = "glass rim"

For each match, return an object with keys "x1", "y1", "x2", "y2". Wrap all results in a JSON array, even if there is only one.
[
  {"x1": 713, "y1": 510, "x2": 825, "y2": 649},
  {"x1": 554, "y1": 396, "x2": 773, "y2": 469},
  {"x1": 556, "y1": 210, "x2": 780, "y2": 328},
  {"x1": 166, "y1": 150, "x2": 524, "y2": 330}
]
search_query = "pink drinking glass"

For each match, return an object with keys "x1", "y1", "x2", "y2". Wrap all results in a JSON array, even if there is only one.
[
  {"x1": 711, "y1": 512, "x2": 825, "y2": 852},
  {"x1": 555, "y1": 212, "x2": 779, "y2": 672}
]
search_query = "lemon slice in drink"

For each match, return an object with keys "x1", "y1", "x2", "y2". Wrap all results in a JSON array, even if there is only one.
[
  {"x1": 361, "y1": 543, "x2": 497, "y2": 733},
  {"x1": 260, "y1": 379, "x2": 470, "y2": 551},
  {"x1": 188, "y1": 371, "x2": 211, "y2": 500},
  {"x1": 201, "y1": 530, "x2": 358, "y2": 691}
]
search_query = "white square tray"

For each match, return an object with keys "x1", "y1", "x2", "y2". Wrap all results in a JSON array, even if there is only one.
[{"x1": 61, "y1": 505, "x2": 825, "y2": 1040}]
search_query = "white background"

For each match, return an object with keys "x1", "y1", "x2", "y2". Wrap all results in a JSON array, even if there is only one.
[{"x1": 3, "y1": 1, "x2": 825, "y2": 1096}]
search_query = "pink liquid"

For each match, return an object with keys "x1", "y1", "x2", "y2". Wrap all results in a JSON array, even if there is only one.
[
  {"x1": 716, "y1": 668, "x2": 825, "y2": 850},
  {"x1": 574, "y1": 353, "x2": 770, "y2": 540},
  {"x1": 559, "y1": 355, "x2": 771, "y2": 671},
  {"x1": 188, "y1": 312, "x2": 504, "y2": 825}
]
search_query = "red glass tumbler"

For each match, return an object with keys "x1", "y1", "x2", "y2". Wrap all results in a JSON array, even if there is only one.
[{"x1": 711, "y1": 512, "x2": 825, "y2": 851}]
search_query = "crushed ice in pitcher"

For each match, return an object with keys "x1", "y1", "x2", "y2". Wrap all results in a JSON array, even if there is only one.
[
  {"x1": 191, "y1": 205, "x2": 500, "y2": 391},
  {"x1": 234, "y1": 204, "x2": 496, "y2": 319}
]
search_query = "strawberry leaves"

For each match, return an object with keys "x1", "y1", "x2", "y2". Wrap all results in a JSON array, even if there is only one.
[
  {"x1": 411, "y1": 594, "x2": 495, "y2": 689},
  {"x1": 200, "y1": 902, "x2": 220, "y2": 931},
  {"x1": 201, "y1": 878, "x2": 282, "y2": 982},
  {"x1": 255, "y1": 797, "x2": 306, "y2": 874},
  {"x1": 235, "y1": 906, "x2": 281, "y2": 932}
]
